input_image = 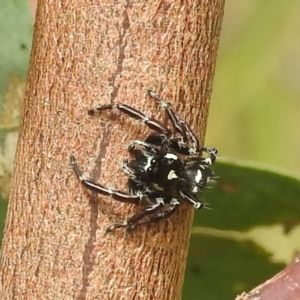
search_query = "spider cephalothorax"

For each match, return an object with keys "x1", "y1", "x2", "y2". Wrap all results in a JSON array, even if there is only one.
[{"x1": 70, "y1": 90, "x2": 217, "y2": 232}]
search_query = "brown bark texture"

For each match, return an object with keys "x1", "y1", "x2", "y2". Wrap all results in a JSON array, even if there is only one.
[{"x1": 0, "y1": 1, "x2": 224, "y2": 299}]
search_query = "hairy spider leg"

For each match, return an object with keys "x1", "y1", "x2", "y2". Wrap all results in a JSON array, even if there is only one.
[
  {"x1": 178, "y1": 121, "x2": 199, "y2": 154},
  {"x1": 122, "y1": 161, "x2": 152, "y2": 193},
  {"x1": 184, "y1": 147, "x2": 218, "y2": 167},
  {"x1": 200, "y1": 147, "x2": 218, "y2": 165},
  {"x1": 126, "y1": 198, "x2": 180, "y2": 230},
  {"x1": 146, "y1": 90, "x2": 188, "y2": 143},
  {"x1": 88, "y1": 103, "x2": 172, "y2": 137},
  {"x1": 147, "y1": 90, "x2": 188, "y2": 142},
  {"x1": 70, "y1": 155, "x2": 141, "y2": 204},
  {"x1": 178, "y1": 190, "x2": 203, "y2": 209},
  {"x1": 144, "y1": 134, "x2": 191, "y2": 156},
  {"x1": 106, "y1": 196, "x2": 166, "y2": 232},
  {"x1": 146, "y1": 90, "x2": 200, "y2": 155},
  {"x1": 127, "y1": 140, "x2": 160, "y2": 154}
]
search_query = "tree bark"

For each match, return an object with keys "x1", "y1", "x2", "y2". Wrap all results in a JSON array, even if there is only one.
[{"x1": 0, "y1": 1, "x2": 224, "y2": 299}]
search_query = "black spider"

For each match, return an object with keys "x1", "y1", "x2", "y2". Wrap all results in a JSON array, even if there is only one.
[{"x1": 70, "y1": 90, "x2": 217, "y2": 232}]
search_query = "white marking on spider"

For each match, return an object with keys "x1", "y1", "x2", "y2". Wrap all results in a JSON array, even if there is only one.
[
  {"x1": 164, "y1": 153, "x2": 178, "y2": 160},
  {"x1": 148, "y1": 91, "x2": 170, "y2": 108},
  {"x1": 195, "y1": 169, "x2": 202, "y2": 183},
  {"x1": 160, "y1": 100, "x2": 170, "y2": 108},
  {"x1": 192, "y1": 186, "x2": 198, "y2": 193},
  {"x1": 136, "y1": 191, "x2": 144, "y2": 199},
  {"x1": 156, "y1": 197, "x2": 165, "y2": 205},
  {"x1": 167, "y1": 170, "x2": 178, "y2": 180},
  {"x1": 204, "y1": 157, "x2": 212, "y2": 165},
  {"x1": 177, "y1": 138, "x2": 186, "y2": 148},
  {"x1": 179, "y1": 190, "x2": 201, "y2": 209},
  {"x1": 144, "y1": 156, "x2": 154, "y2": 171},
  {"x1": 129, "y1": 140, "x2": 150, "y2": 149},
  {"x1": 142, "y1": 116, "x2": 150, "y2": 124},
  {"x1": 77, "y1": 174, "x2": 84, "y2": 181},
  {"x1": 194, "y1": 202, "x2": 202, "y2": 209},
  {"x1": 170, "y1": 198, "x2": 180, "y2": 205},
  {"x1": 188, "y1": 148, "x2": 197, "y2": 155}
]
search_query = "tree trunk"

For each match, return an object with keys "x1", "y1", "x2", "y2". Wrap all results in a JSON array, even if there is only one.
[{"x1": 0, "y1": 1, "x2": 224, "y2": 299}]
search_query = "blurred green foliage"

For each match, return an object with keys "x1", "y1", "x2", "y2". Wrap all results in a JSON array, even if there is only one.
[
  {"x1": 183, "y1": 159, "x2": 300, "y2": 299},
  {"x1": 185, "y1": 235, "x2": 283, "y2": 300},
  {"x1": 0, "y1": 0, "x2": 32, "y2": 247},
  {"x1": 207, "y1": 0, "x2": 300, "y2": 174},
  {"x1": 0, "y1": 0, "x2": 32, "y2": 101}
]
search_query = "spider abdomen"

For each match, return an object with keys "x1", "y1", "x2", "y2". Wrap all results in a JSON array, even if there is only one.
[{"x1": 129, "y1": 149, "x2": 185, "y2": 191}]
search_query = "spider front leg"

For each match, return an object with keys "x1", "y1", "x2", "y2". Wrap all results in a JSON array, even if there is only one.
[
  {"x1": 147, "y1": 90, "x2": 188, "y2": 143},
  {"x1": 200, "y1": 147, "x2": 218, "y2": 165},
  {"x1": 127, "y1": 139, "x2": 160, "y2": 154},
  {"x1": 147, "y1": 90, "x2": 200, "y2": 154},
  {"x1": 70, "y1": 155, "x2": 141, "y2": 204},
  {"x1": 88, "y1": 103, "x2": 172, "y2": 137},
  {"x1": 178, "y1": 190, "x2": 203, "y2": 209}
]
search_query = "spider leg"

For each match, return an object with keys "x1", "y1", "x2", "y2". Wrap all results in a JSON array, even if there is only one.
[
  {"x1": 178, "y1": 190, "x2": 203, "y2": 209},
  {"x1": 144, "y1": 134, "x2": 175, "y2": 150},
  {"x1": 144, "y1": 133, "x2": 197, "y2": 156},
  {"x1": 88, "y1": 103, "x2": 172, "y2": 137},
  {"x1": 106, "y1": 196, "x2": 165, "y2": 232},
  {"x1": 70, "y1": 155, "x2": 141, "y2": 204},
  {"x1": 121, "y1": 161, "x2": 145, "y2": 192},
  {"x1": 127, "y1": 140, "x2": 159, "y2": 153},
  {"x1": 147, "y1": 90, "x2": 200, "y2": 154},
  {"x1": 147, "y1": 90, "x2": 187, "y2": 142},
  {"x1": 200, "y1": 147, "x2": 218, "y2": 165},
  {"x1": 127, "y1": 198, "x2": 180, "y2": 230},
  {"x1": 178, "y1": 121, "x2": 199, "y2": 154},
  {"x1": 121, "y1": 160, "x2": 135, "y2": 176}
]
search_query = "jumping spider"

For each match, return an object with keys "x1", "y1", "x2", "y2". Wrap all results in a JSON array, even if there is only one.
[{"x1": 70, "y1": 90, "x2": 217, "y2": 232}]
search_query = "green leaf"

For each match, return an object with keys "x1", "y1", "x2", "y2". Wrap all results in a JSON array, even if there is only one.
[
  {"x1": 183, "y1": 159, "x2": 300, "y2": 299},
  {"x1": 195, "y1": 159, "x2": 300, "y2": 231},
  {"x1": 184, "y1": 235, "x2": 283, "y2": 300}
]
